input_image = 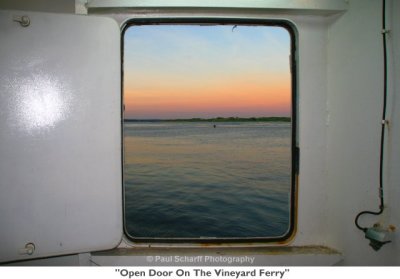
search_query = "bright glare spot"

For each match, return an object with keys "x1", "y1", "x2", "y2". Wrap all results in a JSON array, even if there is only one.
[{"x1": 13, "y1": 74, "x2": 72, "y2": 133}]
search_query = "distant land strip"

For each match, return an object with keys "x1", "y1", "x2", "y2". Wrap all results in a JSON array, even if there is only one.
[{"x1": 124, "y1": 117, "x2": 290, "y2": 122}]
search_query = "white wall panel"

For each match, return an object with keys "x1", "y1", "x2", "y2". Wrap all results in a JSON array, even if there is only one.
[
  {"x1": 326, "y1": 0, "x2": 400, "y2": 265},
  {"x1": 0, "y1": 10, "x2": 122, "y2": 262}
]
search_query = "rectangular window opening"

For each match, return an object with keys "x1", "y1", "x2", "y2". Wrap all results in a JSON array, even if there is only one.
[{"x1": 122, "y1": 19, "x2": 297, "y2": 243}]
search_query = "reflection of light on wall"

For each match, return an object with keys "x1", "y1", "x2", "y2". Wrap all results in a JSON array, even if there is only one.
[{"x1": 10, "y1": 74, "x2": 72, "y2": 133}]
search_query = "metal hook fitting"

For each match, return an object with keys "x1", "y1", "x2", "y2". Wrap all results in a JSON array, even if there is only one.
[{"x1": 13, "y1": 15, "x2": 30, "y2": 27}]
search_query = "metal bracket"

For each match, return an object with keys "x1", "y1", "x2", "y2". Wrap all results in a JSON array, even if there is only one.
[
  {"x1": 18, "y1": 243, "x2": 35, "y2": 255},
  {"x1": 13, "y1": 15, "x2": 30, "y2": 27}
]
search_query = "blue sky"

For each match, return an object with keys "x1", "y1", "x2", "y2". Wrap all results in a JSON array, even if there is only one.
[{"x1": 124, "y1": 24, "x2": 291, "y2": 119}]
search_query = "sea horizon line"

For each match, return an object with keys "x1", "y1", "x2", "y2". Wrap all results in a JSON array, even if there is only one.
[{"x1": 124, "y1": 116, "x2": 291, "y2": 122}]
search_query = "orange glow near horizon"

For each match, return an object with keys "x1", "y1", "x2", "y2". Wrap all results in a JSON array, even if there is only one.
[
  {"x1": 124, "y1": 25, "x2": 291, "y2": 119},
  {"x1": 124, "y1": 74, "x2": 290, "y2": 118}
]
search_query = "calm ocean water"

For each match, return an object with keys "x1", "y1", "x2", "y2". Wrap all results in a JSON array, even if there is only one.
[{"x1": 124, "y1": 122, "x2": 291, "y2": 238}]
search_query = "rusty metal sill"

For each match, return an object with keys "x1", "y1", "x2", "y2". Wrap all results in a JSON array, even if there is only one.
[
  {"x1": 93, "y1": 245, "x2": 339, "y2": 256},
  {"x1": 90, "y1": 246, "x2": 343, "y2": 266}
]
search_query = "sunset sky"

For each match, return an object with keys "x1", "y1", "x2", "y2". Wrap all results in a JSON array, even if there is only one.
[{"x1": 124, "y1": 24, "x2": 291, "y2": 119}]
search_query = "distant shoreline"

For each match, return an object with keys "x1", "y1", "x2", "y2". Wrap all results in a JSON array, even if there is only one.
[{"x1": 124, "y1": 117, "x2": 290, "y2": 123}]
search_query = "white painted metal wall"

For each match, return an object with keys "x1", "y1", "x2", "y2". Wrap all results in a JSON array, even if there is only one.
[
  {"x1": 325, "y1": 0, "x2": 400, "y2": 265},
  {"x1": 0, "y1": 10, "x2": 122, "y2": 262}
]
